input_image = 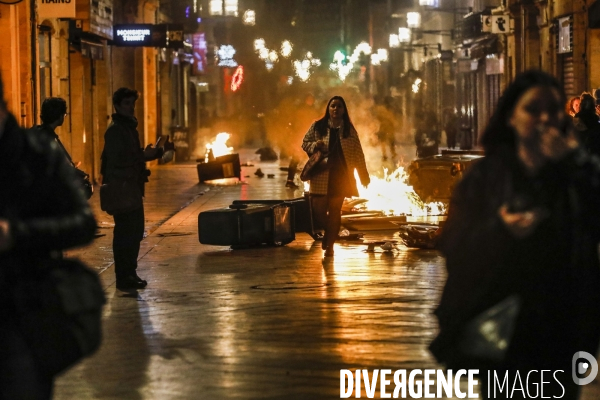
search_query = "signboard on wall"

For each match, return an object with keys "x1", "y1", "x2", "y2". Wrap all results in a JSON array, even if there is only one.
[
  {"x1": 37, "y1": 0, "x2": 76, "y2": 19},
  {"x1": 491, "y1": 15, "x2": 510, "y2": 34},
  {"x1": 112, "y1": 24, "x2": 184, "y2": 48}
]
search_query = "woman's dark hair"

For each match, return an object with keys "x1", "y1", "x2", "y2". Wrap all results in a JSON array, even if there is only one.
[
  {"x1": 41, "y1": 97, "x2": 67, "y2": 124},
  {"x1": 480, "y1": 70, "x2": 565, "y2": 154},
  {"x1": 579, "y1": 93, "x2": 596, "y2": 114},
  {"x1": 575, "y1": 93, "x2": 599, "y2": 128},
  {"x1": 314, "y1": 96, "x2": 353, "y2": 138},
  {"x1": 112, "y1": 87, "x2": 139, "y2": 107}
]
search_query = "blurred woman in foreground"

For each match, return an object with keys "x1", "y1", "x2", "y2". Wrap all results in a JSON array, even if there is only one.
[{"x1": 430, "y1": 70, "x2": 600, "y2": 399}]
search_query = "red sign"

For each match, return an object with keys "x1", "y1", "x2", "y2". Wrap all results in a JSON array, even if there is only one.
[{"x1": 231, "y1": 66, "x2": 244, "y2": 92}]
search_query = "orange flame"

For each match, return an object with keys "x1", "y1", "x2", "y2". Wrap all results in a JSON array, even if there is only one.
[
  {"x1": 206, "y1": 132, "x2": 233, "y2": 159},
  {"x1": 355, "y1": 167, "x2": 446, "y2": 216}
]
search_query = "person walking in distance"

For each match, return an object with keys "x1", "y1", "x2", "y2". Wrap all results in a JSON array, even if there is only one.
[
  {"x1": 302, "y1": 96, "x2": 370, "y2": 257},
  {"x1": 101, "y1": 88, "x2": 164, "y2": 291}
]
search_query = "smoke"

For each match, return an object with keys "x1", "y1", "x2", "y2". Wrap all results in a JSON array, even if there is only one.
[
  {"x1": 191, "y1": 85, "x2": 416, "y2": 171},
  {"x1": 264, "y1": 95, "x2": 320, "y2": 159},
  {"x1": 263, "y1": 86, "x2": 415, "y2": 175}
]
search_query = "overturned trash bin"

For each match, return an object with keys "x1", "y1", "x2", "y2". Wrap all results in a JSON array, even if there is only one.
[
  {"x1": 198, "y1": 203, "x2": 295, "y2": 247},
  {"x1": 231, "y1": 196, "x2": 315, "y2": 237},
  {"x1": 197, "y1": 153, "x2": 241, "y2": 183}
]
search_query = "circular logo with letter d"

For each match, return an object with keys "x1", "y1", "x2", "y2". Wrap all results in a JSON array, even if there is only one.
[{"x1": 572, "y1": 351, "x2": 598, "y2": 385}]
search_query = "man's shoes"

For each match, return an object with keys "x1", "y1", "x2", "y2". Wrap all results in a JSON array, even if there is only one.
[
  {"x1": 116, "y1": 275, "x2": 148, "y2": 291},
  {"x1": 132, "y1": 272, "x2": 148, "y2": 286},
  {"x1": 311, "y1": 232, "x2": 324, "y2": 241}
]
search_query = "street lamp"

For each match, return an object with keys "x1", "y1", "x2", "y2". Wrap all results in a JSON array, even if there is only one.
[
  {"x1": 398, "y1": 28, "x2": 412, "y2": 44},
  {"x1": 407, "y1": 12, "x2": 422, "y2": 29}
]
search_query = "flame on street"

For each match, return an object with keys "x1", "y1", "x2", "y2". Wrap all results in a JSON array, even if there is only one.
[
  {"x1": 206, "y1": 132, "x2": 233, "y2": 158},
  {"x1": 355, "y1": 167, "x2": 446, "y2": 216}
]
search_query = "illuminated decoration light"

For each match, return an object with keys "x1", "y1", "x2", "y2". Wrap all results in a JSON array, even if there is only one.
[
  {"x1": 254, "y1": 38, "x2": 265, "y2": 51},
  {"x1": 243, "y1": 9, "x2": 255, "y2": 25},
  {"x1": 258, "y1": 48, "x2": 269, "y2": 60},
  {"x1": 389, "y1": 34, "x2": 400, "y2": 48},
  {"x1": 217, "y1": 45, "x2": 238, "y2": 67},
  {"x1": 355, "y1": 42, "x2": 372, "y2": 55},
  {"x1": 370, "y1": 54, "x2": 381, "y2": 65},
  {"x1": 419, "y1": 0, "x2": 439, "y2": 6},
  {"x1": 293, "y1": 60, "x2": 311, "y2": 81},
  {"x1": 330, "y1": 54, "x2": 353, "y2": 81},
  {"x1": 398, "y1": 28, "x2": 412, "y2": 43},
  {"x1": 265, "y1": 60, "x2": 274, "y2": 71},
  {"x1": 412, "y1": 78, "x2": 422, "y2": 93},
  {"x1": 281, "y1": 40, "x2": 293, "y2": 57},
  {"x1": 287, "y1": 76, "x2": 293, "y2": 85},
  {"x1": 231, "y1": 66, "x2": 244, "y2": 91},
  {"x1": 377, "y1": 48, "x2": 388, "y2": 62},
  {"x1": 292, "y1": 50, "x2": 320, "y2": 82},
  {"x1": 268, "y1": 50, "x2": 279, "y2": 62},
  {"x1": 407, "y1": 12, "x2": 421, "y2": 28}
]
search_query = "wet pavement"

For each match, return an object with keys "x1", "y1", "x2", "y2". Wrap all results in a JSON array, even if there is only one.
[{"x1": 54, "y1": 151, "x2": 600, "y2": 399}]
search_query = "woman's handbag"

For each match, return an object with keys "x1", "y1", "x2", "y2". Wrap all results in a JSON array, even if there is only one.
[
  {"x1": 12, "y1": 258, "x2": 106, "y2": 376},
  {"x1": 100, "y1": 178, "x2": 143, "y2": 215},
  {"x1": 458, "y1": 294, "x2": 521, "y2": 362},
  {"x1": 300, "y1": 150, "x2": 329, "y2": 181}
]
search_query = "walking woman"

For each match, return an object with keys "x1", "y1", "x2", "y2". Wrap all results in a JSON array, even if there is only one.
[
  {"x1": 430, "y1": 70, "x2": 600, "y2": 399},
  {"x1": 302, "y1": 96, "x2": 370, "y2": 257}
]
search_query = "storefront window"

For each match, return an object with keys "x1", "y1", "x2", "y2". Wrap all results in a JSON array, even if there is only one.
[
  {"x1": 38, "y1": 26, "x2": 52, "y2": 104},
  {"x1": 209, "y1": 0, "x2": 238, "y2": 17}
]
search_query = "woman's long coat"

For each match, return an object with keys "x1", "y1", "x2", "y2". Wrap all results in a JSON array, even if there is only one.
[{"x1": 301, "y1": 122, "x2": 369, "y2": 196}]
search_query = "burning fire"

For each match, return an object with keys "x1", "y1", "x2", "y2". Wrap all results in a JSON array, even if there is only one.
[
  {"x1": 205, "y1": 132, "x2": 233, "y2": 161},
  {"x1": 355, "y1": 167, "x2": 446, "y2": 216}
]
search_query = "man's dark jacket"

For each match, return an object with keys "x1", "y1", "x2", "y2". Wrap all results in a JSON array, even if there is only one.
[
  {"x1": 0, "y1": 113, "x2": 97, "y2": 283},
  {"x1": 101, "y1": 113, "x2": 161, "y2": 197}
]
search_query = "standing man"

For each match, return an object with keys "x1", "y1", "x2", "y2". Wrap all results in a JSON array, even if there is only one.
[
  {"x1": 31, "y1": 97, "x2": 93, "y2": 199},
  {"x1": 101, "y1": 88, "x2": 163, "y2": 291}
]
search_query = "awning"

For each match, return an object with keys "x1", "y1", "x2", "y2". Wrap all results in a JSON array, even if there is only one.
[
  {"x1": 468, "y1": 35, "x2": 502, "y2": 59},
  {"x1": 81, "y1": 38, "x2": 104, "y2": 60},
  {"x1": 70, "y1": 31, "x2": 105, "y2": 60}
]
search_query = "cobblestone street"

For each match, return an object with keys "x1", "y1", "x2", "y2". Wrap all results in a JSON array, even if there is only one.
[{"x1": 54, "y1": 156, "x2": 600, "y2": 399}]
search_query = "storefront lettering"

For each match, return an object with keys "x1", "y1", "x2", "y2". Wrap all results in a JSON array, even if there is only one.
[{"x1": 116, "y1": 29, "x2": 151, "y2": 42}]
